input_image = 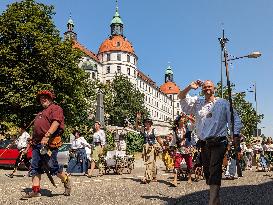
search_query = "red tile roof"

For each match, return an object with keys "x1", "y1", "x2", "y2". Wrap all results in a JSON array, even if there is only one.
[
  {"x1": 73, "y1": 40, "x2": 99, "y2": 62},
  {"x1": 99, "y1": 35, "x2": 134, "y2": 54},
  {"x1": 160, "y1": 82, "x2": 180, "y2": 94}
]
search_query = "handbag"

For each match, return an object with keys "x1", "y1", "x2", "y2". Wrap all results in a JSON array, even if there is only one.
[{"x1": 48, "y1": 135, "x2": 63, "y2": 148}]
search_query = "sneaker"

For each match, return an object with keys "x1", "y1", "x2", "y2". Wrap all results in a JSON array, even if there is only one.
[
  {"x1": 63, "y1": 176, "x2": 72, "y2": 196},
  {"x1": 21, "y1": 191, "x2": 41, "y2": 198},
  {"x1": 5, "y1": 174, "x2": 14, "y2": 178}
]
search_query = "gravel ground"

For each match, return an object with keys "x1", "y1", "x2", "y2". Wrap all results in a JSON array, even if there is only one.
[{"x1": 0, "y1": 160, "x2": 272, "y2": 205}]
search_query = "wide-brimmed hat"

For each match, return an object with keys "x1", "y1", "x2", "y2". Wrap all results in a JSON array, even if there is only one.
[
  {"x1": 143, "y1": 118, "x2": 153, "y2": 125},
  {"x1": 36, "y1": 90, "x2": 55, "y2": 102}
]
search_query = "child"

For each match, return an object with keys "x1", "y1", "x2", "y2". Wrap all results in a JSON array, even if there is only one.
[
  {"x1": 224, "y1": 143, "x2": 237, "y2": 179},
  {"x1": 161, "y1": 133, "x2": 174, "y2": 172},
  {"x1": 245, "y1": 144, "x2": 254, "y2": 170}
]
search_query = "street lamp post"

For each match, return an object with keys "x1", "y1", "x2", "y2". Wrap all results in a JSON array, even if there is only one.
[{"x1": 218, "y1": 29, "x2": 262, "y2": 135}]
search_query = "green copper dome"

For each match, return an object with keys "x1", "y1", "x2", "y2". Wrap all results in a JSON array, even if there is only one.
[
  {"x1": 68, "y1": 16, "x2": 74, "y2": 26},
  {"x1": 111, "y1": 7, "x2": 123, "y2": 25},
  {"x1": 165, "y1": 65, "x2": 173, "y2": 75}
]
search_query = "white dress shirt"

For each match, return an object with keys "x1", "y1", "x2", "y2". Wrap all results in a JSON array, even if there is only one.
[
  {"x1": 180, "y1": 95, "x2": 242, "y2": 140},
  {"x1": 93, "y1": 130, "x2": 106, "y2": 146},
  {"x1": 16, "y1": 131, "x2": 30, "y2": 150},
  {"x1": 71, "y1": 137, "x2": 90, "y2": 149}
]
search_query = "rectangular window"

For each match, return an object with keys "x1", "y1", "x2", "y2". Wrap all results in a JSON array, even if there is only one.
[
  {"x1": 117, "y1": 53, "x2": 121, "y2": 61},
  {"x1": 134, "y1": 70, "x2": 136, "y2": 77},
  {"x1": 177, "y1": 102, "x2": 179, "y2": 108},
  {"x1": 107, "y1": 54, "x2": 110, "y2": 61},
  {"x1": 117, "y1": 66, "x2": 121, "y2": 73},
  {"x1": 107, "y1": 66, "x2": 110, "y2": 74},
  {"x1": 127, "y1": 55, "x2": 130, "y2": 63},
  {"x1": 127, "y1": 67, "x2": 130, "y2": 75}
]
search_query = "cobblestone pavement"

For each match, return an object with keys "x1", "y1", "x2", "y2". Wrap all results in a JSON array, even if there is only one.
[{"x1": 0, "y1": 160, "x2": 272, "y2": 205}]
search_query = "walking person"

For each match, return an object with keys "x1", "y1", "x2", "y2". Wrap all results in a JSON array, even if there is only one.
[
  {"x1": 87, "y1": 121, "x2": 106, "y2": 177},
  {"x1": 245, "y1": 143, "x2": 254, "y2": 170},
  {"x1": 6, "y1": 123, "x2": 31, "y2": 178},
  {"x1": 179, "y1": 80, "x2": 242, "y2": 205},
  {"x1": 138, "y1": 118, "x2": 161, "y2": 184},
  {"x1": 67, "y1": 130, "x2": 91, "y2": 175},
  {"x1": 141, "y1": 118, "x2": 160, "y2": 183},
  {"x1": 22, "y1": 90, "x2": 72, "y2": 198},
  {"x1": 172, "y1": 114, "x2": 193, "y2": 186}
]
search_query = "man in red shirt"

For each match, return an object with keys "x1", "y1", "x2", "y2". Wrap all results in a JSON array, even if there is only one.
[{"x1": 23, "y1": 90, "x2": 72, "y2": 198}]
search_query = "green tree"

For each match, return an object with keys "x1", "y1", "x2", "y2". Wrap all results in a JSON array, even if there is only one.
[
  {"x1": 0, "y1": 0, "x2": 96, "y2": 134},
  {"x1": 215, "y1": 82, "x2": 263, "y2": 142},
  {"x1": 101, "y1": 75, "x2": 149, "y2": 127}
]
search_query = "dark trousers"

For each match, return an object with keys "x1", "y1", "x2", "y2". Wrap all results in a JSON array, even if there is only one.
[
  {"x1": 14, "y1": 150, "x2": 31, "y2": 170},
  {"x1": 201, "y1": 139, "x2": 227, "y2": 186}
]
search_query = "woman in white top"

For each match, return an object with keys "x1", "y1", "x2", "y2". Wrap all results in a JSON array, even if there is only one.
[
  {"x1": 67, "y1": 130, "x2": 91, "y2": 175},
  {"x1": 6, "y1": 123, "x2": 31, "y2": 178},
  {"x1": 87, "y1": 121, "x2": 106, "y2": 177}
]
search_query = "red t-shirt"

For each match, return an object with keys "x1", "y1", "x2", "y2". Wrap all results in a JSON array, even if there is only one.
[{"x1": 32, "y1": 103, "x2": 65, "y2": 143}]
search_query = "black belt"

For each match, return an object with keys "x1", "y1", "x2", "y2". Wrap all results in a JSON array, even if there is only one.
[
  {"x1": 205, "y1": 136, "x2": 227, "y2": 141},
  {"x1": 200, "y1": 136, "x2": 227, "y2": 145},
  {"x1": 93, "y1": 142, "x2": 101, "y2": 146}
]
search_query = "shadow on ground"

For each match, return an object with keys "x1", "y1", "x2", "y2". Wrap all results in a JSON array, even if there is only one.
[
  {"x1": 20, "y1": 188, "x2": 63, "y2": 199},
  {"x1": 142, "y1": 178, "x2": 273, "y2": 205}
]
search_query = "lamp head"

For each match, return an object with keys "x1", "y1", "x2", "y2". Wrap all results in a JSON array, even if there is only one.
[{"x1": 247, "y1": 51, "x2": 262, "y2": 58}]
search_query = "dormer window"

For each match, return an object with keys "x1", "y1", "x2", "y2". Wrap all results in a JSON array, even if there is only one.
[{"x1": 117, "y1": 42, "x2": 120, "y2": 47}]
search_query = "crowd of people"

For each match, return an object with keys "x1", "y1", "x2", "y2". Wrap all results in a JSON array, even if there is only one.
[{"x1": 2, "y1": 79, "x2": 272, "y2": 205}]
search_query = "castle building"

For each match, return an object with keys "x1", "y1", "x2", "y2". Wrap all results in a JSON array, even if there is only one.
[{"x1": 64, "y1": 5, "x2": 181, "y2": 135}]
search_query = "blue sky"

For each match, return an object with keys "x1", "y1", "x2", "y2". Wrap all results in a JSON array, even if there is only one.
[{"x1": 1, "y1": 0, "x2": 272, "y2": 137}]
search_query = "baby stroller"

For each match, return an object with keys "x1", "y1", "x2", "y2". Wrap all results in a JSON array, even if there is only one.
[{"x1": 101, "y1": 150, "x2": 135, "y2": 175}]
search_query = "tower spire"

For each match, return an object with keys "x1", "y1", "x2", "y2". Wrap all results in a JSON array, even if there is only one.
[
  {"x1": 64, "y1": 13, "x2": 77, "y2": 40},
  {"x1": 110, "y1": 0, "x2": 124, "y2": 36},
  {"x1": 165, "y1": 63, "x2": 174, "y2": 83}
]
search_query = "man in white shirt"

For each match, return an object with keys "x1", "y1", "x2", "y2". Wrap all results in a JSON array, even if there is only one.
[
  {"x1": 6, "y1": 123, "x2": 31, "y2": 178},
  {"x1": 179, "y1": 80, "x2": 242, "y2": 205}
]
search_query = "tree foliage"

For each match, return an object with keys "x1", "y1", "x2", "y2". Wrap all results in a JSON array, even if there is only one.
[
  {"x1": 0, "y1": 0, "x2": 96, "y2": 134},
  {"x1": 215, "y1": 82, "x2": 263, "y2": 141},
  {"x1": 101, "y1": 75, "x2": 149, "y2": 127}
]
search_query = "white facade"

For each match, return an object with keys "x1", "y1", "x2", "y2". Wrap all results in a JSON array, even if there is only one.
[{"x1": 66, "y1": 8, "x2": 181, "y2": 135}]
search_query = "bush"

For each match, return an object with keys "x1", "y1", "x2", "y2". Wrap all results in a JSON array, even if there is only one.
[
  {"x1": 104, "y1": 130, "x2": 115, "y2": 152},
  {"x1": 125, "y1": 132, "x2": 144, "y2": 154}
]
